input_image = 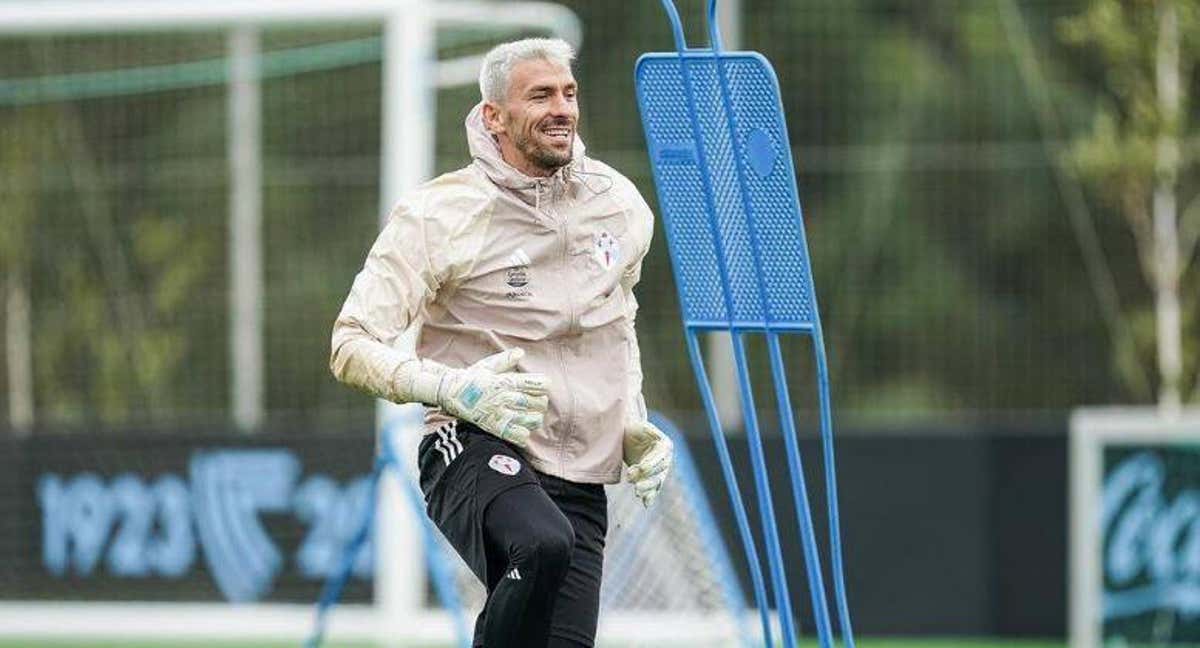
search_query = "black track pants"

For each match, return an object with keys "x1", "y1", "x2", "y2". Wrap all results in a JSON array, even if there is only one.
[{"x1": 417, "y1": 420, "x2": 608, "y2": 648}]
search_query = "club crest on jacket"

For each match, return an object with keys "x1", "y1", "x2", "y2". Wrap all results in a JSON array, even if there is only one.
[{"x1": 593, "y1": 230, "x2": 620, "y2": 271}]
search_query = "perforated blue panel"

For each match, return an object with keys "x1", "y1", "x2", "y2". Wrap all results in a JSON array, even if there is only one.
[{"x1": 635, "y1": 51, "x2": 815, "y2": 330}]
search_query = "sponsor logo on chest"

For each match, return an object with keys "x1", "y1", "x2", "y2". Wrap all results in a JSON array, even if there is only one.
[{"x1": 504, "y1": 249, "x2": 533, "y2": 300}]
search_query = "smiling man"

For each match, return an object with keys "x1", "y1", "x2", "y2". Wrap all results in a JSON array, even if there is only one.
[{"x1": 330, "y1": 39, "x2": 674, "y2": 647}]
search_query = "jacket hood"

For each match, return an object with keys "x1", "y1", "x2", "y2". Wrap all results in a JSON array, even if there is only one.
[{"x1": 465, "y1": 102, "x2": 589, "y2": 200}]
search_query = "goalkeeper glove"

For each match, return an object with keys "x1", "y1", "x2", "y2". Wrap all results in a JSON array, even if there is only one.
[
  {"x1": 410, "y1": 348, "x2": 549, "y2": 448},
  {"x1": 623, "y1": 419, "x2": 673, "y2": 507}
]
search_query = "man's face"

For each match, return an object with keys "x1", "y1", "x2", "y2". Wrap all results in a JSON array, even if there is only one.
[{"x1": 484, "y1": 58, "x2": 579, "y2": 177}]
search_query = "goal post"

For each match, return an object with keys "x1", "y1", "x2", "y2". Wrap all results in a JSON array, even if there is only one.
[
  {"x1": 0, "y1": 0, "x2": 579, "y2": 435},
  {"x1": 0, "y1": 1, "x2": 579, "y2": 645}
]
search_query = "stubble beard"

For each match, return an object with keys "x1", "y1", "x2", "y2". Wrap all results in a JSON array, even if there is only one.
[{"x1": 514, "y1": 129, "x2": 573, "y2": 175}]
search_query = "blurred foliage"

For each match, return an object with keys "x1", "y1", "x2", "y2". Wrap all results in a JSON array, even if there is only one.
[
  {"x1": 0, "y1": 0, "x2": 1197, "y2": 433},
  {"x1": 1056, "y1": 0, "x2": 1200, "y2": 401},
  {"x1": 1, "y1": 93, "x2": 223, "y2": 425}
]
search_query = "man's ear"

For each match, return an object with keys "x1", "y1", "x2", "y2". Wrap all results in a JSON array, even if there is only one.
[{"x1": 482, "y1": 102, "x2": 506, "y2": 135}]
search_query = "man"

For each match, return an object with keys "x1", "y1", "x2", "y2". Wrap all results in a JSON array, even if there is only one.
[{"x1": 330, "y1": 38, "x2": 674, "y2": 647}]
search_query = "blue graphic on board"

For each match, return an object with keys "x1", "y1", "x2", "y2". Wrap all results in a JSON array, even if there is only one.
[
  {"x1": 39, "y1": 473, "x2": 196, "y2": 579},
  {"x1": 190, "y1": 450, "x2": 299, "y2": 602},
  {"x1": 36, "y1": 448, "x2": 374, "y2": 602},
  {"x1": 1104, "y1": 452, "x2": 1200, "y2": 619},
  {"x1": 293, "y1": 474, "x2": 374, "y2": 580}
]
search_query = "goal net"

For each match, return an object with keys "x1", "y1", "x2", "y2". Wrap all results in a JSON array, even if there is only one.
[{"x1": 403, "y1": 412, "x2": 753, "y2": 647}]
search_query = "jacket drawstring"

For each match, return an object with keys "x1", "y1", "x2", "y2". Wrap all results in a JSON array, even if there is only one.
[
  {"x1": 572, "y1": 167, "x2": 614, "y2": 196},
  {"x1": 530, "y1": 165, "x2": 607, "y2": 211}
]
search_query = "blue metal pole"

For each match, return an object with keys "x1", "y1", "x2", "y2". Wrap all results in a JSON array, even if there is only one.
[
  {"x1": 703, "y1": 0, "x2": 853, "y2": 642},
  {"x1": 656, "y1": 1, "x2": 796, "y2": 643},
  {"x1": 685, "y1": 331, "x2": 775, "y2": 647},
  {"x1": 812, "y1": 326, "x2": 856, "y2": 647},
  {"x1": 304, "y1": 459, "x2": 383, "y2": 648},
  {"x1": 731, "y1": 331, "x2": 798, "y2": 648},
  {"x1": 701, "y1": 3, "x2": 819, "y2": 643},
  {"x1": 766, "y1": 332, "x2": 834, "y2": 647},
  {"x1": 658, "y1": 0, "x2": 688, "y2": 52}
]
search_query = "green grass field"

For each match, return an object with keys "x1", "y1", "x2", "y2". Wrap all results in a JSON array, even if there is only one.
[{"x1": 0, "y1": 640, "x2": 1066, "y2": 648}]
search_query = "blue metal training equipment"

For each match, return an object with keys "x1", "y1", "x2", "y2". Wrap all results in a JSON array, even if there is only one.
[{"x1": 634, "y1": 1, "x2": 855, "y2": 647}]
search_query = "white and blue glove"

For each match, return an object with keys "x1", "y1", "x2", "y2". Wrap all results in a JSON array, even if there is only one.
[
  {"x1": 623, "y1": 420, "x2": 674, "y2": 507},
  {"x1": 408, "y1": 348, "x2": 549, "y2": 448}
]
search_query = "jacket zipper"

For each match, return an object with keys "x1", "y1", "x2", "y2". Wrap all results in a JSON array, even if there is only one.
[
  {"x1": 546, "y1": 180, "x2": 577, "y2": 466},
  {"x1": 556, "y1": 342, "x2": 575, "y2": 466}
]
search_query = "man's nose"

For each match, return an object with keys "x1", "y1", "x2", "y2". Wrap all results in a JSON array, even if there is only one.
[{"x1": 549, "y1": 93, "x2": 575, "y2": 118}]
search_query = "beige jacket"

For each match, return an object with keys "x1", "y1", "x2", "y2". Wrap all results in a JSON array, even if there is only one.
[{"x1": 330, "y1": 104, "x2": 653, "y2": 484}]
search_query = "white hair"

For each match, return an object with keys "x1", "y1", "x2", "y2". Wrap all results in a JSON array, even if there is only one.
[{"x1": 478, "y1": 37, "x2": 576, "y2": 104}]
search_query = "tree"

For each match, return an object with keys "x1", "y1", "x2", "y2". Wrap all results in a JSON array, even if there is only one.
[
  {"x1": 0, "y1": 107, "x2": 45, "y2": 435},
  {"x1": 1059, "y1": 0, "x2": 1200, "y2": 410}
]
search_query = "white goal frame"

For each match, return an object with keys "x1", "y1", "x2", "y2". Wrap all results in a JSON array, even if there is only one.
[
  {"x1": 0, "y1": 1, "x2": 580, "y2": 645},
  {"x1": 1070, "y1": 407, "x2": 1200, "y2": 648}
]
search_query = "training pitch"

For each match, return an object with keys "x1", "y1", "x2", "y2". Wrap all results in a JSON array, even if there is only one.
[{"x1": 0, "y1": 639, "x2": 1067, "y2": 648}]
